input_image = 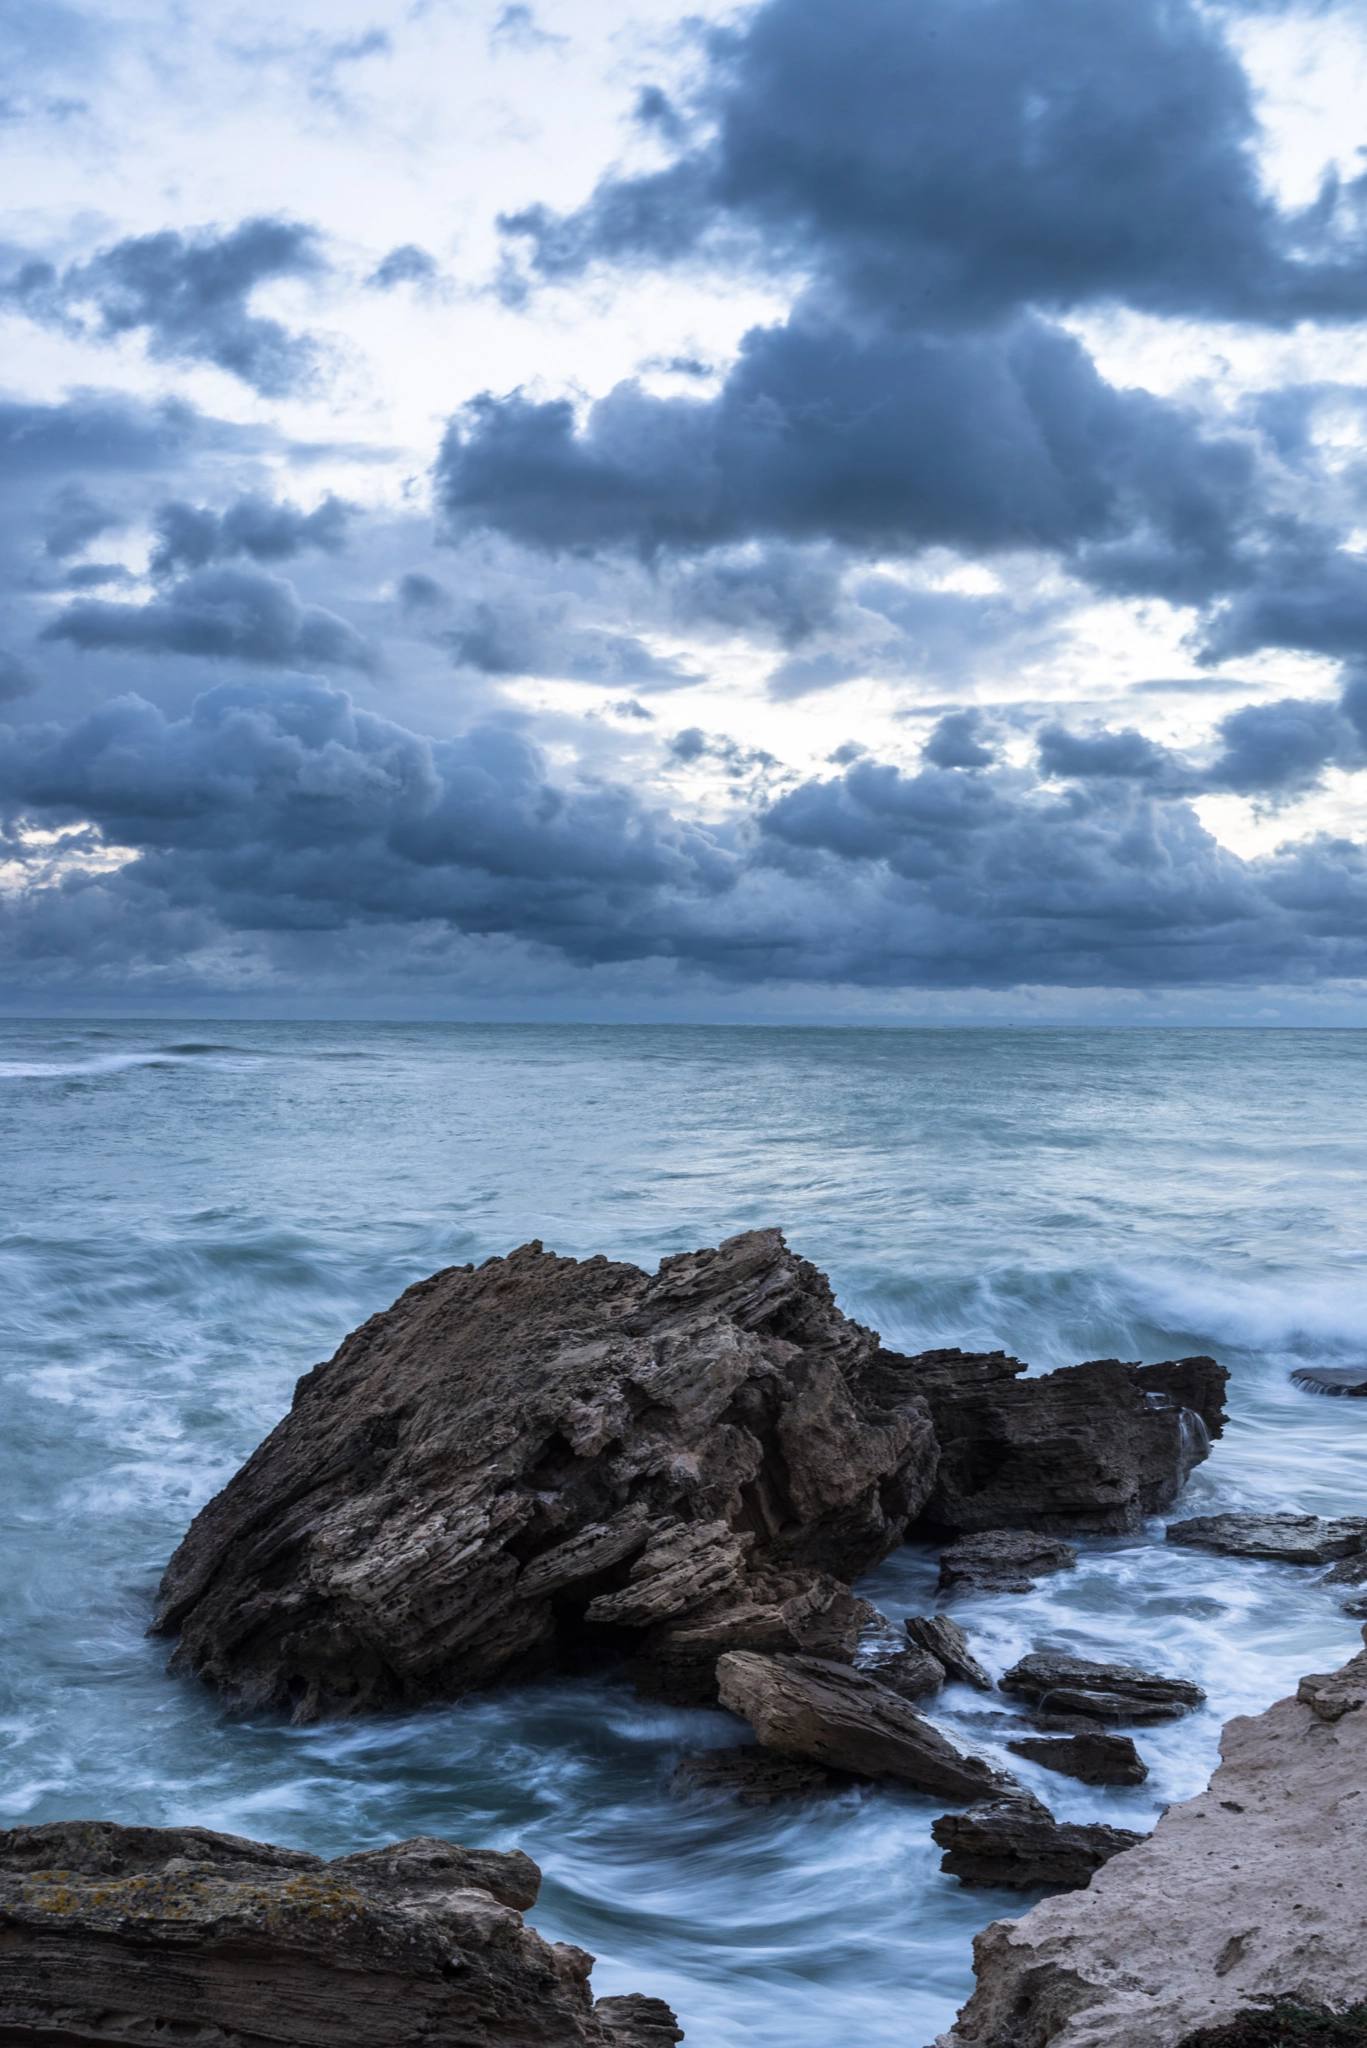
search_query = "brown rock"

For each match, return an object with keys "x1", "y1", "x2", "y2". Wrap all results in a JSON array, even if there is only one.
[
  {"x1": 671, "y1": 1746, "x2": 847, "y2": 1804},
  {"x1": 153, "y1": 1230, "x2": 937, "y2": 1719},
  {"x1": 0, "y1": 1822, "x2": 676, "y2": 2048},
  {"x1": 999, "y1": 1651, "x2": 1205, "y2": 1723},
  {"x1": 1167, "y1": 1513, "x2": 1367, "y2": 1565},
  {"x1": 906, "y1": 1613, "x2": 994, "y2": 1689},
  {"x1": 932, "y1": 1791, "x2": 1145, "y2": 1889},
  {"x1": 629, "y1": 1570, "x2": 880, "y2": 1706},
  {"x1": 938, "y1": 1531, "x2": 1079, "y2": 1595},
  {"x1": 861, "y1": 1347, "x2": 1226, "y2": 1536},
  {"x1": 715, "y1": 1650, "x2": 1015, "y2": 1799},
  {"x1": 869, "y1": 1645, "x2": 948, "y2": 1701},
  {"x1": 1005, "y1": 1731, "x2": 1148, "y2": 1785},
  {"x1": 933, "y1": 1633, "x2": 1367, "y2": 2048}
]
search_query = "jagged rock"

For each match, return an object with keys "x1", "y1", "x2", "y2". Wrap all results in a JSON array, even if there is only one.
[
  {"x1": 999, "y1": 1651, "x2": 1205, "y2": 1723},
  {"x1": 907, "y1": 1614, "x2": 994, "y2": 1689},
  {"x1": 860, "y1": 1347, "x2": 1226, "y2": 1536},
  {"x1": 1005, "y1": 1731, "x2": 1149, "y2": 1785},
  {"x1": 1167, "y1": 1513, "x2": 1367, "y2": 1565},
  {"x1": 933, "y1": 1632, "x2": 1367, "y2": 2048},
  {"x1": 932, "y1": 1791, "x2": 1145, "y2": 1889},
  {"x1": 152, "y1": 1230, "x2": 938, "y2": 1719},
  {"x1": 629, "y1": 1570, "x2": 880, "y2": 1706},
  {"x1": 0, "y1": 1822, "x2": 676, "y2": 2048},
  {"x1": 671, "y1": 1746, "x2": 847, "y2": 1804},
  {"x1": 866, "y1": 1645, "x2": 947, "y2": 1700},
  {"x1": 715, "y1": 1650, "x2": 1015, "y2": 1799},
  {"x1": 938, "y1": 1531, "x2": 1079, "y2": 1595},
  {"x1": 1291, "y1": 1365, "x2": 1367, "y2": 1397}
]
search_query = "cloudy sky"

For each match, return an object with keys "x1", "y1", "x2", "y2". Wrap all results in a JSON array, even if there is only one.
[{"x1": 4, "y1": 0, "x2": 1367, "y2": 1019}]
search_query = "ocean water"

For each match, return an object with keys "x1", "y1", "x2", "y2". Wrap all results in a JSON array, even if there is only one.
[{"x1": 3, "y1": 1020, "x2": 1366, "y2": 2046}]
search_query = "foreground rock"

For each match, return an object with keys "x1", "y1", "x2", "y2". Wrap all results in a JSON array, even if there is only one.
[
  {"x1": 1167, "y1": 1513, "x2": 1367, "y2": 1565},
  {"x1": 863, "y1": 1348, "x2": 1227, "y2": 1535},
  {"x1": 999, "y1": 1652, "x2": 1205, "y2": 1723},
  {"x1": 0, "y1": 1822, "x2": 678, "y2": 2047},
  {"x1": 154, "y1": 1231, "x2": 938, "y2": 1718},
  {"x1": 934, "y1": 1632, "x2": 1367, "y2": 2048},
  {"x1": 1005, "y1": 1730, "x2": 1148, "y2": 1785},
  {"x1": 715, "y1": 1650, "x2": 1015, "y2": 1799},
  {"x1": 932, "y1": 1792, "x2": 1145, "y2": 1889},
  {"x1": 908, "y1": 1614, "x2": 994, "y2": 1689},
  {"x1": 671, "y1": 1747, "x2": 846, "y2": 1804},
  {"x1": 939, "y1": 1532, "x2": 1079, "y2": 1596}
]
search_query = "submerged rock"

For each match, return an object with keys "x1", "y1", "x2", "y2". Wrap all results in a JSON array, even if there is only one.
[
  {"x1": 715, "y1": 1650, "x2": 1015, "y2": 1799},
  {"x1": 671, "y1": 1746, "x2": 847, "y2": 1804},
  {"x1": 862, "y1": 1347, "x2": 1226, "y2": 1536},
  {"x1": 153, "y1": 1230, "x2": 937, "y2": 1718},
  {"x1": 999, "y1": 1651, "x2": 1205, "y2": 1723},
  {"x1": 1167, "y1": 1512, "x2": 1367, "y2": 1565},
  {"x1": 1005, "y1": 1730, "x2": 1148, "y2": 1785},
  {"x1": 1291, "y1": 1365, "x2": 1367, "y2": 1397},
  {"x1": 932, "y1": 1791, "x2": 1145, "y2": 1889},
  {"x1": 906, "y1": 1613, "x2": 994, "y2": 1690},
  {"x1": 938, "y1": 1530, "x2": 1079, "y2": 1595},
  {"x1": 933, "y1": 1632, "x2": 1367, "y2": 2048},
  {"x1": 0, "y1": 1822, "x2": 676, "y2": 2048}
]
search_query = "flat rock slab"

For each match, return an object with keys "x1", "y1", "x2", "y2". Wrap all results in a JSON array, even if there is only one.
[
  {"x1": 716, "y1": 1650, "x2": 1015, "y2": 1801},
  {"x1": 0, "y1": 1822, "x2": 675, "y2": 2048},
  {"x1": 935, "y1": 1632, "x2": 1367, "y2": 2048},
  {"x1": 1291, "y1": 1366, "x2": 1367, "y2": 1397},
  {"x1": 907, "y1": 1614, "x2": 994, "y2": 1689},
  {"x1": 671, "y1": 1747, "x2": 847, "y2": 1804},
  {"x1": 1006, "y1": 1731, "x2": 1148, "y2": 1786},
  {"x1": 932, "y1": 1793, "x2": 1145, "y2": 1890},
  {"x1": 939, "y1": 1531, "x2": 1079, "y2": 1595},
  {"x1": 999, "y1": 1652, "x2": 1205, "y2": 1724},
  {"x1": 1167, "y1": 1513, "x2": 1367, "y2": 1565}
]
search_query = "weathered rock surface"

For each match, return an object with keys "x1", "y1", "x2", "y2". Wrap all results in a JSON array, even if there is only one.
[
  {"x1": 932, "y1": 1792, "x2": 1145, "y2": 1890},
  {"x1": 908, "y1": 1614, "x2": 994, "y2": 1690},
  {"x1": 933, "y1": 1632, "x2": 1367, "y2": 2048},
  {"x1": 939, "y1": 1532, "x2": 1079, "y2": 1596},
  {"x1": 869, "y1": 1645, "x2": 948, "y2": 1700},
  {"x1": 1291, "y1": 1365, "x2": 1367, "y2": 1397},
  {"x1": 154, "y1": 1230, "x2": 938, "y2": 1718},
  {"x1": 1167, "y1": 1513, "x2": 1367, "y2": 1566},
  {"x1": 671, "y1": 1746, "x2": 846, "y2": 1804},
  {"x1": 715, "y1": 1650, "x2": 1015, "y2": 1799},
  {"x1": 861, "y1": 1348, "x2": 1226, "y2": 1536},
  {"x1": 999, "y1": 1652, "x2": 1205, "y2": 1724},
  {"x1": 0, "y1": 1821, "x2": 677, "y2": 2047},
  {"x1": 1005, "y1": 1731, "x2": 1148, "y2": 1786}
]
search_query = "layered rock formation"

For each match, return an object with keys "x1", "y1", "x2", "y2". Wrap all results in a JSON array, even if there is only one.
[
  {"x1": 934, "y1": 1632, "x2": 1367, "y2": 2048},
  {"x1": 1004, "y1": 1731, "x2": 1148, "y2": 1786},
  {"x1": 1167, "y1": 1514, "x2": 1367, "y2": 1565},
  {"x1": 938, "y1": 1533, "x2": 1078, "y2": 1595},
  {"x1": 931, "y1": 1793, "x2": 1144, "y2": 1890},
  {"x1": 907, "y1": 1615, "x2": 994, "y2": 1690},
  {"x1": 999, "y1": 1653, "x2": 1205, "y2": 1724},
  {"x1": 0, "y1": 1822, "x2": 678, "y2": 2047}
]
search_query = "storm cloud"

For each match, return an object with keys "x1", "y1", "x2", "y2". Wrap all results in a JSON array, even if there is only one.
[{"x1": 42, "y1": 566, "x2": 375, "y2": 671}]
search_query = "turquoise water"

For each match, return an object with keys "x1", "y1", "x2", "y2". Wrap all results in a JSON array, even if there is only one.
[{"x1": 3, "y1": 1022, "x2": 1366, "y2": 2045}]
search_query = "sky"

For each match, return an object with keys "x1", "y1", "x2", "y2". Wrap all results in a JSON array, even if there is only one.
[{"x1": 4, "y1": 0, "x2": 1367, "y2": 1020}]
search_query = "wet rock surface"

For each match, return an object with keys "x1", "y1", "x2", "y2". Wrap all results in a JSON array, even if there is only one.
[
  {"x1": 934, "y1": 1634, "x2": 1367, "y2": 2048},
  {"x1": 1005, "y1": 1730, "x2": 1148, "y2": 1785},
  {"x1": 865, "y1": 1348, "x2": 1226, "y2": 1536},
  {"x1": 715, "y1": 1650, "x2": 1015, "y2": 1799},
  {"x1": 906, "y1": 1613, "x2": 994, "y2": 1689},
  {"x1": 1291, "y1": 1366, "x2": 1367, "y2": 1397},
  {"x1": 1167, "y1": 1513, "x2": 1367, "y2": 1565},
  {"x1": 867, "y1": 1644, "x2": 948, "y2": 1701},
  {"x1": 671, "y1": 1746, "x2": 847, "y2": 1804},
  {"x1": 932, "y1": 1791, "x2": 1145, "y2": 1890},
  {"x1": 999, "y1": 1652, "x2": 1205, "y2": 1723},
  {"x1": 938, "y1": 1531, "x2": 1079, "y2": 1595},
  {"x1": 0, "y1": 1821, "x2": 676, "y2": 2048},
  {"x1": 153, "y1": 1230, "x2": 937, "y2": 1719}
]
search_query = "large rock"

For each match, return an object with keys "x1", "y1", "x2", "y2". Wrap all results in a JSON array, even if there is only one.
[
  {"x1": 715, "y1": 1650, "x2": 1014, "y2": 1800},
  {"x1": 939, "y1": 1532, "x2": 1079, "y2": 1596},
  {"x1": 999, "y1": 1652, "x2": 1205, "y2": 1723},
  {"x1": 1167, "y1": 1513, "x2": 1367, "y2": 1566},
  {"x1": 932, "y1": 1792, "x2": 1145, "y2": 1890},
  {"x1": 0, "y1": 1822, "x2": 677, "y2": 2047},
  {"x1": 933, "y1": 1633, "x2": 1367, "y2": 2048},
  {"x1": 907, "y1": 1614, "x2": 994, "y2": 1690},
  {"x1": 861, "y1": 1348, "x2": 1226, "y2": 1536},
  {"x1": 153, "y1": 1231, "x2": 937, "y2": 1718},
  {"x1": 1005, "y1": 1731, "x2": 1148, "y2": 1786}
]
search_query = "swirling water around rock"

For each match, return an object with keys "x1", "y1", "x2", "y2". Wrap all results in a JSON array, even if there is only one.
[{"x1": 2, "y1": 1021, "x2": 1365, "y2": 2045}]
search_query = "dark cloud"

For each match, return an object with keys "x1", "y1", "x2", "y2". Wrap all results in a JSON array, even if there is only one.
[
  {"x1": 0, "y1": 649, "x2": 36, "y2": 701},
  {"x1": 440, "y1": 593, "x2": 699, "y2": 685},
  {"x1": 148, "y1": 492, "x2": 350, "y2": 576},
  {"x1": 42, "y1": 483, "x2": 120, "y2": 558},
  {"x1": 41, "y1": 565, "x2": 375, "y2": 671},
  {"x1": 7, "y1": 218, "x2": 326, "y2": 394},
  {"x1": 367, "y1": 243, "x2": 440, "y2": 291},
  {"x1": 923, "y1": 710, "x2": 995, "y2": 770},
  {"x1": 0, "y1": 393, "x2": 225, "y2": 479}
]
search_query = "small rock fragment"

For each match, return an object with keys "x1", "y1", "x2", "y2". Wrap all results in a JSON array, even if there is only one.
[
  {"x1": 931, "y1": 1792, "x2": 1144, "y2": 1889},
  {"x1": 671, "y1": 1747, "x2": 846, "y2": 1804},
  {"x1": 938, "y1": 1531, "x2": 1079, "y2": 1595},
  {"x1": 999, "y1": 1651, "x2": 1204, "y2": 1723},
  {"x1": 1005, "y1": 1731, "x2": 1148, "y2": 1786},
  {"x1": 595, "y1": 1994, "x2": 686, "y2": 2045},
  {"x1": 906, "y1": 1613, "x2": 994, "y2": 1689},
  {"x1": 1166, "y1": 1513, "x2": 1367, "y2": 1565}
]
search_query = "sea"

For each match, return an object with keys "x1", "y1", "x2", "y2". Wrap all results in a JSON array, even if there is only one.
[{"x1": 3, "y1": 1021, "x2": 1366, "y2": 2047}]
